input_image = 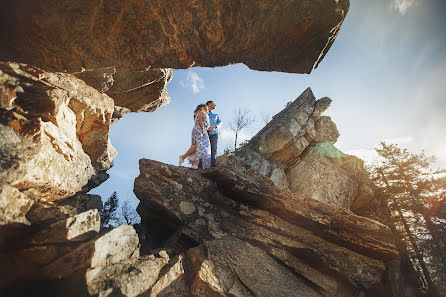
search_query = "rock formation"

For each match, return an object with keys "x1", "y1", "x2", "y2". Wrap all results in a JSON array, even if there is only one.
[
  {"x1": 129, "y1": 88, "x2": 415, "y2": 296},
  {"x1": 0, "y1": 62, "x2": 115, "y2": 203},
  {"x1": 0, "y1": 1, "x2": 421, "y2": 296},
  {"x1": 74, "y1": 67, "x2": 173, "y2": 120},
  {"x1": 133, "y1": 156, "x2": 398, "y2": 296},
  {"x1": 0, "y1": 0, "x2": 349, "y2": 116},
  {"x1": 0, "y1": 0, "x2": 349, "y2": 74},
  {"x1": 235, "y1": 88, "x2": 378, "y2": 213}
]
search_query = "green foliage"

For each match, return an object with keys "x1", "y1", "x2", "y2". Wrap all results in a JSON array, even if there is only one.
[
  {"x1": 99, "y1": 191, "x2": 119, "y2": 228},
  {"x1": 369, "y1": 142, "x2": 446, "y2": 294}
]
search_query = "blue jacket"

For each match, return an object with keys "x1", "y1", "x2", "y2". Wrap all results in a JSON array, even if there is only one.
[{"x1": 208, "y1": 111, "x2": 222, "y2": 135}]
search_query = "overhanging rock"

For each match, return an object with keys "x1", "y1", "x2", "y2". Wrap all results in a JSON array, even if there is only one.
[{"x1": 0, "y1": 0, "x2": 349, "y2": 74}]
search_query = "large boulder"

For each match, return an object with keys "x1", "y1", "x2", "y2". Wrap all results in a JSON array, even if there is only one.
[
  {"x1": 133, "y1": 158, "x2": 398, "y2": 296},
  {"x1": 235, "y1": 87, "x2": 382, "y2": 213},
  {"x1": 286, "y1": 145, "x2": 359, "y2": 209},
  {"x1": 0, "y1": 62, "x2": 115, "y2": 201},
  {"x1": 236, "y1": 87, "x2": 331, "y2": 189},
  {"x1": 74, "y1": 67, "x2": 173, "y2": 115},
  {"x1": 0, "y1": 0, "x2": 349, "y2": 74}
]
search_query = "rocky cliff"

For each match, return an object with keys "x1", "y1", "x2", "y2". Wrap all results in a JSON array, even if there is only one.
[
  {"x1": 0, "y1": 1, "x2": 420, "y2": 296},
  {"x1": 0, "y1": 0, "x2": 349, "y2": 115}
]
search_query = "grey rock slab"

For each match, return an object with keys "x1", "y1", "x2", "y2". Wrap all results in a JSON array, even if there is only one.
[{"x1": 30, "y1": 209, "x2": 100, "y2": 244}]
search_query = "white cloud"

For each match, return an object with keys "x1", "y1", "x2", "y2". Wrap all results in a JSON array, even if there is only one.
[
  {"x1": 390, "y1": 0, "x2": 419, "y2": 15},
  {"x1": 220, "y1": 128, "x2": 234, "y2": 141},
  {"x1": 180, "y1": 71, "x2": 204, "y2": 94}
]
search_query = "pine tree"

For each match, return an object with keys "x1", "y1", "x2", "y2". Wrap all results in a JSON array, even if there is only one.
[
  {"x1": 99, "y1": 191, "x2": 119, "y2": 228},
  {"x1": 369, "y1": 142, "x2": 446, "y2": 296}
]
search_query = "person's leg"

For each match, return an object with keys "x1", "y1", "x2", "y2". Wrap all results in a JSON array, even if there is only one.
[
  {"x1": 209, "y1": 134, "x2": 218, "y2": 167},
  {"x1": 183, "y1": 144, "x2": 197, "y2": 158},
  {"x1": 179, "y1": 144, "x2": 197, "y2": 165}
]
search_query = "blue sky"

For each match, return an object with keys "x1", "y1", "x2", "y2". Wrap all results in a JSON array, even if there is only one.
[{"x1": 90, "y1": 0, "x2": 446, "y2": 213}]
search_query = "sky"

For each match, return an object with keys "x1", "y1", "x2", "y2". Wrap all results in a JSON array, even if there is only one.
[{"x1": 89, "y1": 0, "x2": 446, "y2": 215}]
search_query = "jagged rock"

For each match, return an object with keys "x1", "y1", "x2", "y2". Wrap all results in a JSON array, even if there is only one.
[
  {"x1": 134, "y1": 159, "x2": 398, "y2": 296},
  {"x1": 0, "y1": 1, "x2": 349, "y2": 74},
  {"x1": 314, "y1": 116, "x2": 340, "y2": 143},
  {"x1": 234, "y1": 88, "x2": 380, "y2": 213},
  {"x1": 149, "y1": 255, "x2": 186, "y2": 297},
  {"x1": 0, "y1": 62, "x2": 115, "y2": 201},
  {"x1": 186, "y1": 237, "x2": 321, "y2": 297},
  {"x1": 75, "y1": 67, "x2": 173, "y2": 113},
  {"x1": 203, "y1": 159, "x2": 397, "y2": 261},
  {"x1": 41, "y1": 224, "x2": 139, "y2": 281},
  {"x1": 236, "y1": 87, "x2": 331, "y2": 187},
  {"x1": 55, "y1": 193, "x2": 103, "y2": 214},
  {"x1": 75, "y1": 194, "x2": 103, "y2": 213},
  {"x1": 0, "y1": 207, "x2": 100, "y2": 289},
  {"x1": 0, "y1": 184, "x2": 33, "y2": 226},
  {"x1": 25, "y1": 199, "x2": 75, "y2": 225},
  {"x1": 286, "y1": 145, "x2": 359, "y2": 209},
  {"x1": 80, "y1": 170, "x2": 110, "y2": 194},
  {"x1": 86, "y1": 251, "x2": 169, "y2": 297},
  {"x1": 30, "y1": 209, "x2": 100, "y2": 245},
  {"x1": 0, "y1": 244, "x2": 74, "y2": 288}
]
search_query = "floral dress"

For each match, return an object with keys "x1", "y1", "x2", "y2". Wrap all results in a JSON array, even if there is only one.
[{"x1": 190, "y1": 112, "x2": 211, "y2": 168}]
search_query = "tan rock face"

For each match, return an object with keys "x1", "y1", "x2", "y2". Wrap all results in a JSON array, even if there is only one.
[
  {"x1": 74, "y1": 67, "x2": 173, "y2": 114},
  {"x1": 188, "y1": 237, "x2": 322, "y2": 297},
  {"x1": 314, "y1": 116, "x2": 340, "y2": 143},
  {"x1": 235, "y1": 87, "x2": 382, "y2": 213},
  {"x1": 0, "y1": 1, "x2": 349, "y2": 74},
  {"x1": 236, "y1": 87, "x2": 332, "y2": 189},
  {"x1": 134, "y1": 159, "x2": 398, "y2": 296},
  {"x1": 0, "y1": 62, "x2": 115, "y2": 201},
  {"x1": 0, "y1": 184, "x2": 34, "y2": 226},
  {"x1": 286, "y1": 146, "x2": 359, "y2": 209}
]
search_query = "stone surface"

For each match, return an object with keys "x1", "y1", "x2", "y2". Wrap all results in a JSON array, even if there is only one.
[
  {"x1": 286, "y1": 145, "x2": 359, "y2": 209},
  {"x1": 0, "y1": 206, "x2": 100, "y2": 289},
  {"x1": 0, "y1": 62, "x2": 115, "y2": 201},
  {"x1": 236, "y1": 87, "x2": 332, "y2": 187},
  {"x1": 0, "y1": 184, "x2": 33, "y2": 226},
  {"x1": 239, "y1": 88, "x2": 331, "y2": 167},
  {"x1": 86, "y1": 251, "x2": 169, "y2": 297},
  {"x1": 187, "y1": 237, "x2": 321, "y2": 297},
  {"x1": 134, "y1": 158, "x2": 398, "y2": 296},
  {"x1": 150, "y1": 255, "x2": 185, "y2": 297},
  {"x1": 75, "y1": 194, "x2": 103, "y2": 213},
  {"x1": 41, "y1": 224, "x2": 139, "y2": 280},
  {"x1": 30, "y1": 209, "x2": 100, "y2": 244},
  {"x1": 314, "y1": 116, "x2": 340, "y2": 143},
  {"x1": 75, "y1": 67, "x2": 173, "y2": 113},
  {"x1": 0, "y1": 1, "x2": 349, "y2": 74}
]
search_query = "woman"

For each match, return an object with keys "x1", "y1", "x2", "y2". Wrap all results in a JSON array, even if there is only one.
[
  {"x1": 193, "y1": 104, "x2": 211, "y2": 168},
  {"x1": 179, "y1": 104, "x2": 211, "y2": 168}
]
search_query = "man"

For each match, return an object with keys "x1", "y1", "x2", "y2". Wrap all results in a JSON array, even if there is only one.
[{"x1": 206, "y1": 100, "x2": 222, "y2": 167}]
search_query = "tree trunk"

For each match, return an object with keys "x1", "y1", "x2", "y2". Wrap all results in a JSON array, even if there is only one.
[
  {"x1": 378, "y1": 168, "x2": 441, "y2": 297},
  {"x1": 234, "y1": 130, "x2": 239, "y2": 151},
  {"x1": 394, "y1": 203, "x2": 440, "y2": 297},
  {"x1": 381, "y1": 193, "x2": 422, "y2": 297}
]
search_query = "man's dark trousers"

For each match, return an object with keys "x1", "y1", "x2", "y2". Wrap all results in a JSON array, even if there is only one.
[{"x1": 209, "y1": 134, "x2": 218, "y2": 167}]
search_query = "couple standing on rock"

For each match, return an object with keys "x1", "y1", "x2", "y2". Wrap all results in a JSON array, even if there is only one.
[{"x1": 179, "y1": 100, "x2": 222, "y2": 169}]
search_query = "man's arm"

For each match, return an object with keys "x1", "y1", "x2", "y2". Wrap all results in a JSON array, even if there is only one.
[{"x1": 214, "y1": 115, "x2": 222, "y2": 130}]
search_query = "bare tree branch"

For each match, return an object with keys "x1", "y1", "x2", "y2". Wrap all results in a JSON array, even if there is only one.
[
  {"x1": 260, "y1": 112, "x2": 272, "y2": 125},
  {"x1": 120, "y1": 200, "x2": 139, "y2": 225},
  {"x1": 229, "y1": 108, "x2": 255, "y2": 150}
]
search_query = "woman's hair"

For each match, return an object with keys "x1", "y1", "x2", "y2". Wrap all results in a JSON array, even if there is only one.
[
  {"x1": 193, "y1": 104, "x2": 206, "y2": 118},
  {"x1": 194, "y1": 104, "x2": 206, "y2": 113}
]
